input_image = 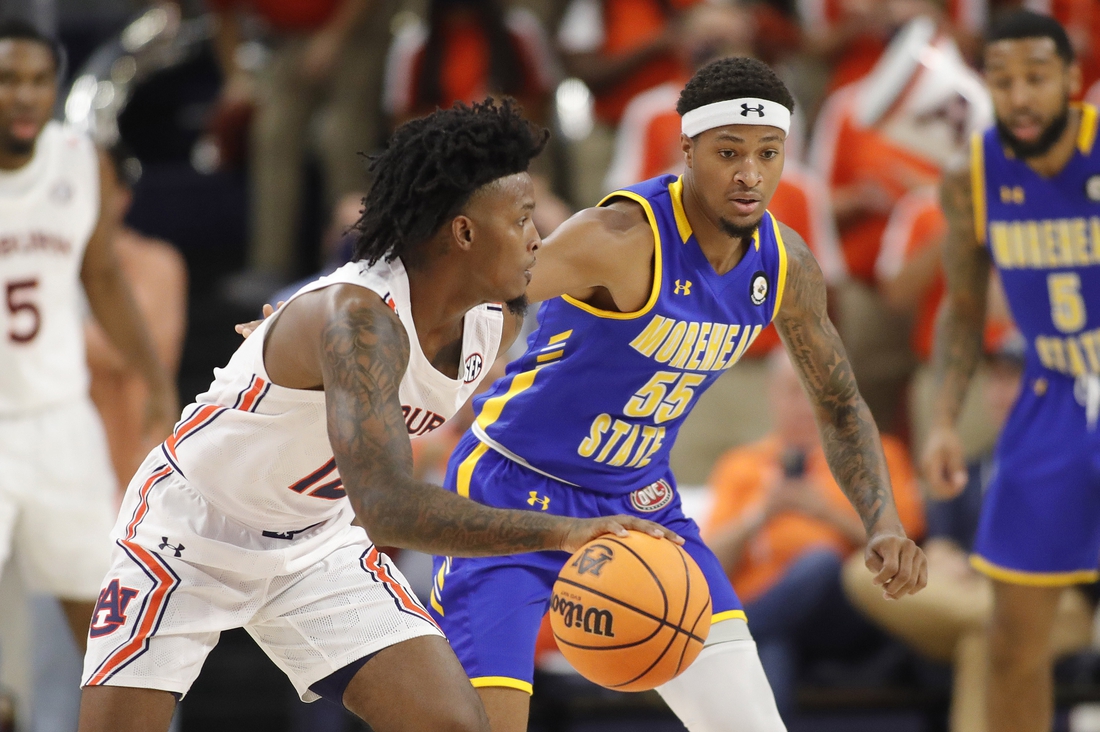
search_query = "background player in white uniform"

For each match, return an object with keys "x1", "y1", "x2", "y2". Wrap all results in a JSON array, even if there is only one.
[
  {"x1": 78, "y1": 101, "x2": 678, "y2": 732},
  {"x1": 0, "y1": 19, "x2": 175, "y2": 661}
]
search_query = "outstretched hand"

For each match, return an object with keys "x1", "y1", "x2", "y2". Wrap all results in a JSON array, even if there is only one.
[
  {"x1": 558, "y1": 516, "x2": 684, "y2": 554},
  {"x1": 865, "y1": 530, "x2": 928, "y2": 600},
  {"x1": 235, "y1": 301, "x2": 284, "y2": 339}
]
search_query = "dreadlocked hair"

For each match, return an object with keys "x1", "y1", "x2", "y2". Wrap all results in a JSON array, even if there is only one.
[
  {"x1": 677, "y1": 57, "x2": 795, "y2": 119},
  {"x1": 354, "y1": 99, "x2": 548, "y2": 267}
]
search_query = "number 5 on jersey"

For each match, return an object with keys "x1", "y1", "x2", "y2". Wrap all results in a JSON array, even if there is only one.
[
  {"x1": 7, "y1": 278, "x2": 40, "y2": 343},
  {"x1": 1049, "y1": 272, "x2": 1086, "y2": 334}
]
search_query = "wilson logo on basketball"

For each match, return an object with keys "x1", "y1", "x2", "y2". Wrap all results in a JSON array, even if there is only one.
[
  {"x1": 630, "y1": 479, "x2": 673, "y2": 512},
  {"x1": 550, "y1": 592, "x2": 616, "y2": 637},
  {"x1": 572, "y1": 544, "x2": 614, "y2": 576}
]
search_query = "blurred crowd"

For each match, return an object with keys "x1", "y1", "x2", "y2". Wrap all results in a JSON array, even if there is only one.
[{"x1": 3, "y1": 0, "x2": 1100, "y2": 730}]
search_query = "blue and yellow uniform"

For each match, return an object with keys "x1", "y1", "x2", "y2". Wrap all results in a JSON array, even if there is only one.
[
  {"x1": 430, "y1": 174, "x2": 789, "y2": 693},
  {"x1": 970, "y1": 104, "x2": 1100, "y2": 585}
]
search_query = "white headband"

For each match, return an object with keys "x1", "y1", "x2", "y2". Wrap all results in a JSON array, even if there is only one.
[{"x1": 681, "y1": 98, "x2": 791, "y2": 137}]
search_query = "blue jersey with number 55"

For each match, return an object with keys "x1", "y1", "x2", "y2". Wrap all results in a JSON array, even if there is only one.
[
  {"x1": 975, "y1": 104, "x2": 1100, "y2": 377},
  {"x1": 468, "y1": 174, "x2": 789, "y2": 495}
]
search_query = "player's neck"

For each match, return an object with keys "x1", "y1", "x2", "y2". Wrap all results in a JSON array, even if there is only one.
[
  {"x1": 680, "y1": 178, "x2": 751, "y2": 275},
  {"x1": 405, "y1": 260, "x2": 481, "y2": 355},
  {"x1": 1019, "y1": 107, "x2": 1082, "y2": 178}
]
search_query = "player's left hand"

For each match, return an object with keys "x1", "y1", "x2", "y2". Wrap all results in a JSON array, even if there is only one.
[
  {"x1": 235, "y1": 301, "x2": 283, "y2": 339},
  {"x1": 865, "y1": 529, "x2": 927, "y2": 601}
]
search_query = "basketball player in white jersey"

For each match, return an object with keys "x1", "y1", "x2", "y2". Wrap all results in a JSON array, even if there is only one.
[
  {"x1": 78, "y1": 100, "x2": 678, "y2": 732},
  {"x1": 0, "y1": 20, "x2": 176, "y2": 657}
]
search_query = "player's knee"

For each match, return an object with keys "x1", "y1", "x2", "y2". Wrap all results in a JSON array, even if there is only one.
[{"x1": 431, "y1": 701, "x2": 490, "y2": 732}]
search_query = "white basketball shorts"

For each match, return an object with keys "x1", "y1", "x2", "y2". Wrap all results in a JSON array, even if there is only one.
[
  {"x1": 0, "y1": 397, "x2": 117, "y2": 600},
  {"x1": 81, "y1": 455, "x2": 442, "y2": 701}
]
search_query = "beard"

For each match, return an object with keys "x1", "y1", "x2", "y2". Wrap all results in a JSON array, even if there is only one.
[
  {"x1": 2, "y1": 135, "x2": 34, "y2": 157},
  {"x1": 505, "y1": 293, "x2": 529, "y2": 318},
  {"x1": 718, "y1": 217, "x2": 761, "y2": 241},
  {"x1": 996, "y1": 105, "x2": 1071, "y2": 160}
]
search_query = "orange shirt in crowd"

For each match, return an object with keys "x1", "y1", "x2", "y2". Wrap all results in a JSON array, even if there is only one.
[
  {"x1": 604, "y1": 81, "x2": 846, "y2": 355},
  {"x1": 557, "y1": 0, "x2": 698, "y2": 125},
  {"x1": 206, "y1": 0, "x2": 341, "y2": 31},
  {"x1": 811, "y1": 84, "x2": 941, "y2": 283},
  {"x1": 875, "y1": 186, "x2": 1014, "y2": 361},
  {"x1": 384, "y1": 8, "x2": 559, "y2": 122},
  {"x1": 704, "y1": 434, "x2": 925, "y2": 604}
]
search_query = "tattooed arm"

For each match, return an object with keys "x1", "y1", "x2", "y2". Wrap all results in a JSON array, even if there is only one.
[
  {"x1": 320, "y1": 287, "x2": 680, "y2": 556},
  {"x1": 922, "y1": 161, "x2": 991, "y2": 499},
  {"x1": 773, "y1": 225, "x2": 927, "y2": 599}
]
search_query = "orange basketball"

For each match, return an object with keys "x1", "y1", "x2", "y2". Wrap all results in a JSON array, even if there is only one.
[{"x1": 549, "y1": 530, "x2": 712, "y2": 691}]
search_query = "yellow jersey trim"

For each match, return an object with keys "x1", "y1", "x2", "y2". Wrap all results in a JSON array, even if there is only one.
[
  {"x1": 548, "y1": 329, "x2": 573, "y2": 344},
  {"x1": 667, "y1": 176, "x2": 693, "y2": 243},
  {"x1": 1077, "y1": 103, "x2": 1098, "y2": 156},
  {"x1": 474, "y1": 367, "x2": 542, "y2": 434},
  {"x1": 970, "y1": 132, "x2": 987, "y2": 245},
  {"x1": 770, "y1": 215, "x2": 788, "y2": 321},
  {"x1": 455, "y1": 442, "x2": 490, "y2": 498},
  {"x1": 711, "y1": 609, "x2": 748, "y2": 624},
  {"x1": 470, "y1": 676, "x2": 534, "y2": 695},
  {"x1": 969, "y1": 554, "x2": 1099, "y2": 587},
  {"x1": 561, "y1": 189, "x2": 663, "y2": 321}
]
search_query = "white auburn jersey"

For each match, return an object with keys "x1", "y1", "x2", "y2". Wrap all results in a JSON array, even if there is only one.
[
  {"x1": 161, "y1": 258, "x2": 505, "y2": 533},
  {"x1": 0, "y1": 122, "x2": 99, "y2": 415}
]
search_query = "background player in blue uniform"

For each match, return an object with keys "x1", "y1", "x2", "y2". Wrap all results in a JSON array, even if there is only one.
[
  {"x1": 433, "y1": 58, "x2": 927, "y2": 732},
  {"x1": 924, "y1": 12, "x2": 1100, "y2": 732}
]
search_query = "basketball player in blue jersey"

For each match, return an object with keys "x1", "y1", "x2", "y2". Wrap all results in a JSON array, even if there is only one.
[
  {"x1": 429, "y1": 57, "x2": 928, "y2": 732},
  {"x1": 924, "y1": 12, "x2": 1100, "y2": 732}
]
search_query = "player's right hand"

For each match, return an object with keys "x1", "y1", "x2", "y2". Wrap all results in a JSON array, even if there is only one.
[
  {"x1": 922, "y1": 425, "x2": 968, "y2": 499},
  {"x1": 235, "y1": 301, "x2": 283, "y2": 339},
  {"x1": 558, "y1": 516, "x2": 684, "y2": 554}
]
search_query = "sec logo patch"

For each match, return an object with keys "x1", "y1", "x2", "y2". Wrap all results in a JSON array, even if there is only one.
[
  {"x1": 463, "y1": 352, "x2": 484, "y2": 383},
  {"x1": 630, "y1": 479, "x2": 673, "y2": 512}
]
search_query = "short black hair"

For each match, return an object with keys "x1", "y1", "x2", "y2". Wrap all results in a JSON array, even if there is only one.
[
  {"x1": 0, "y1": 18, "x2": 62, "y2": 72},
  {"x1": 986, "y1": 10, "x2": 1074, "y2": 64},
  {"x1": 677, "y1": 57, "x2": 795, "y2": 119},
  {"x1": 354, "y1": 99, "x2": 548, "y2": 267}
]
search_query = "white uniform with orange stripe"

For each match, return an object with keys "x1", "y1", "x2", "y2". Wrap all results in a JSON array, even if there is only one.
[
  {"x1": 0, "y1": 122, "x2": 117, "y2": 600},
  {"x1": 82, "y1": 258, "x2": 505, "y2": 701}
]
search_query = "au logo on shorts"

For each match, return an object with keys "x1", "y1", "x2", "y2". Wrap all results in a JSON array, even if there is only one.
[
  {"x1": 89, "y1": 579, "x2": 139, "y2": 638},
  {"x1": 572, "y1": 543, "x2": 614, "y2": 576},
  {"x1": 630, "y1": 479, "x2": 673, "y2": 512}
]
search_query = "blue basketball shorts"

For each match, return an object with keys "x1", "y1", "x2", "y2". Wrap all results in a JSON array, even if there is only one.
[
  {"x1": 971, "y1": 372, "x2": 1100, "y2": 585},
  {"x1": 429, "y1": 431, "x2": 744, "y2": 694}
]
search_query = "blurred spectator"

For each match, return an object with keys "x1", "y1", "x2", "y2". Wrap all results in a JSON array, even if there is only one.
[
  {"x1": 380, "y1": 0, "x2": 571, "y2": 236},
  {"x1": 557, "y1": 0, "x2": 698, "y2": 126},
  {"x1": 842, "y1": 336, "x2": 1094, "y2": 732},
  {"x1": 86, "y1": 147, "x2": 188, "y2": 488},
  {"x1": 383, "y1": 0, "x2": 560, "y2": 126},
  {"x1": 209, "y1": 0, "x2": 381, "y2": 281},
  {"x1": 875, "y1": 185, "x2": 1016, "y2": 454},
  {"x1": 703, "y1": 348, "x2": 925, "y2": 718},
  {"x1": 556, "y1": 0, "x2": 700, "y2": 205}
]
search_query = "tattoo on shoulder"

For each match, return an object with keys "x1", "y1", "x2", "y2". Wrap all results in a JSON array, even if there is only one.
[{"x1": 321, "y1": 295, "x2": 413, "y2": 490}]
